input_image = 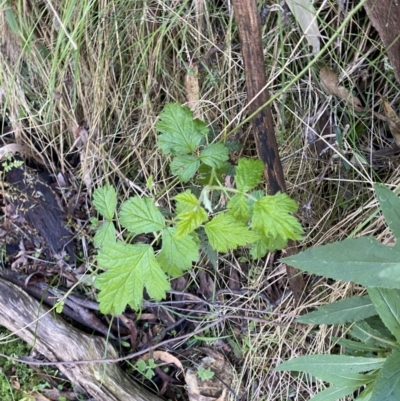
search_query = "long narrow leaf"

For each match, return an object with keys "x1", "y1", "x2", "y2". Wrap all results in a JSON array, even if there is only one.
[
  {"x1": 368, "y1": 287, "x2": 400, "y2": 342},
  {"x1": 309, "y1": 384, "x2": 364, "y2": 401},
  {"x1": 370, "y1": 345, "x2": 400, "y2": 400},
  {"x1": 282, "y1": 237, "x2": 400, "y2": 288},
  {"x1": 276, "y1": 355, "x2": 384, "y2": 385},
  {"x1": 298, "y1": 295, "x2": 376, "y2": 325},
  {"x1": 375, "y1": 183, "x2": 400, "y2": 239}
]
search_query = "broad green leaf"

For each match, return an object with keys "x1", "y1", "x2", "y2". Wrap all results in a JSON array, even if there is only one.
[
  {"x1": 370, "y1": 345, "x2": 400, "y2": 401},
  {"x1": 119, "y1": 196, "x2": 165, "y2": 234},
  {"x1": 375, "y1": 183, "x2": 400, "y2": 240},
  {"x1": 170, "y1": 155, "x2": 200, "y2": 183},
  {"x1": 309, "y1": 384, "x2": 365, "y2": 401},
  {"x1": 175, "y1": 206, "x2": 208, "y2": 238},
  {"x1": 350, "y1": 318, "x2": 396, "y2": 348},
  {"x1": 252, "y1": 194, "x2": 303, "y2": 240},
  {"x1": 93, "y1": 185, "x2": 117, "y2": 220},
  {"x1": 334, "y1": 338, "x2": 385, "y2": 353},
  {"x1": 199, "y1": 143, "x2": 229, "y2": 168},
  {"x1": 156, "y1": 103, "x2": 207, "y2": 155},
  {"x1": 227, "y1": 193, "x2": 250, "y2": 223},
  {"x1": 235, "y1": 158, "x2": 264, "y2": 192},
  {"x1": 205, "y1": 213, "x2": 259, "y2": 253},
  {"x1": 94, "y1": 221, "x2": 116, "y2": 248},
  {"x1": 282, "y1": 236, "x2": 400, "y2": 288},
  {"x1": 368, "y1": 287, "x2": 400, "y2": 342},
  {"x1": 276, "y1": 355, "x2": 385, "y2": 386},
  {"x1": 249, "y1": 235, "x2": 287, "y2": 259},
  {"x1": 298, "y1": 295, "x2": 376, "y2": 325},
  {"x1": 156, "y1": 227, "x2": 199, "y2": 277},
  {"x1": 96, "y1": 242, "x2": 170, "y2": 314}
]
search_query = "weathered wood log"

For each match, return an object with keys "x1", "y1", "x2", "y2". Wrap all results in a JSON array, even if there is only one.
[
  {"x1": 0, "y1": 277, "x2": 163, "y2": 401},
  {"x1": 4, "y1": 165, "x2": 75, "y2": 262},
  {"x1": 231, "y1": 0, "x2": 306, "y2": 302}
]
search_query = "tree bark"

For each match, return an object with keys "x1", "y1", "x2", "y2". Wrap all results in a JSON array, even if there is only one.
[
  {"x1": 364, "y1": 0, "x2": 400, "y2": 85},
  {"x1": 231, "y1": 0, "x2": 306, "y2": 302},
  {"x1": 0, "y1": 278, "x2": 162, "y2": 401}
]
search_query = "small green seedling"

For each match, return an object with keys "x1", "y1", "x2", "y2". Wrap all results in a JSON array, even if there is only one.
[
  {"x1": 197, "y1": 367, "x2": 215, "y2": 381},
  {"x1": 136, "y1": 359, "x2": 157, "y2": 380}
]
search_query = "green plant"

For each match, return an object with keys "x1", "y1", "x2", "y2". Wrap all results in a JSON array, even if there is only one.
[
  {"x1": 276, "y1": 184, "x2": 400, "y2": 400},
  {"x1": 1, "y1": 154, "x2": 23, "y2": 173},
  {"x1": 92, "y1": 103, "x2": 303, "y2": 314},
  {"x1": 0, "y1": 328, "x2": 52, "y2": 401},
  {"x1": 197, "y1": 367, "x2": 214, "y2": 381},
  {"x1": 135, "y1": 359, "x2": 157, "y2": 380}
]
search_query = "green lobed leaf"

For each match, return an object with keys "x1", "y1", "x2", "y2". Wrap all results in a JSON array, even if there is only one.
[
  {"x1": 374, "y1": 183, "x2": 400, "y2": 240},
  {"x1": 235, "y1": 158, "x2": 264, "y2": 192},
  {"x1": 309, "y1": 385, "x2": 365, "y2": 401},
  {"x1": 175, "y1": 190, "x2": 199, "y2": 214},
  {"x1": 156, "y1": 227, "x2": 199, "y2": 277},
  {"x1": 205, "y1": 213, "x2": 260, "y2": 253},
  {"x1": 276, "y1": 355, "x2": 385, "y2": 386},
  {"x1": 370, "y1": 345, "x2": 400, "y2": 401},
  {"x1": 170, "y1": 155, "x2": 201, "y2": 183},
  {"x1": 249, "y1": 235, "x2": 287, "y2": 259},
  {"x1": 94, "y1": 221, "x2": 116, "y2": 248},
  {"x1": 96, "y1": 242, "x2": 170, "y2": 314},
  {"x1": 119, "y1": 196, "x2": 165, "y2": 235},
  {"x1": 227, "y1": 193, "x2": 250, "y2": 223},
  {"x1": 282, "y1": 236, "x2": 400, "y2": 289},
  {"x1": 252, "y1": 193, "x2": 303, "y2": 240},
  {"x1": 368, "y1": 287, "x2": 400, "y2": 342},
  {"x1": 156, "y1": 103, "x2": 208, "y2": 155},
  {"x1": 199, "y1": 143, "x2": 229, "y2": 168},
  {"x1": 298, "y1": 295, "x2": 377, "y2": 325},
  {"x1": 175, "y1": 206, "x2": 208, "y2": 238},
  {"x1": 93, "y1": 185, "x2": 117, "y2": 220}
]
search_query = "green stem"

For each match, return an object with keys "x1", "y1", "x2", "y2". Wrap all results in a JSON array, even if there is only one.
[
  {"x1": 154, "y1": 176, "x2": 180, "y2": 201},
  {"x1": 206, "y1": 185, "x2": 259, "y2": 201}
]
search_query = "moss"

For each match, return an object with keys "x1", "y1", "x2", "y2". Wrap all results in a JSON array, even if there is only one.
[{"x1": 0, "y1": 328, "x2": 51, "y2": 401}]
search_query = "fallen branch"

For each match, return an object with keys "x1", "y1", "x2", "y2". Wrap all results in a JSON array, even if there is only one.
[{"x1": 0, "y1": 278, "x2": 162, "y2": 401}]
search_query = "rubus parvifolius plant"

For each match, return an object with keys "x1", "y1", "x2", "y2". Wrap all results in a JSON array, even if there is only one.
[
  {"x1": 276, "y1": 184, "x2": 400, "y2": 401},
  {"x1": 92, "y1": 103, "x2": 303, "y2": 315}
]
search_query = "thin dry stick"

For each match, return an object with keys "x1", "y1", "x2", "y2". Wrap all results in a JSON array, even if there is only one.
[{"x1": 231, "y1": 0, "x2": 306, "y2": 302}]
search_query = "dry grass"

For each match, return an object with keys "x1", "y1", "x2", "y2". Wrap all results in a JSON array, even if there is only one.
[{"x1": 1, "y1": 0, "x2": 400, "y2": 400}]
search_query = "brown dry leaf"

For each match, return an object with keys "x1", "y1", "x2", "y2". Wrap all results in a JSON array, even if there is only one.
[
  {"x1": 380, "y1": 95, "x2": 400, "y2": 147},
  {"x1": 140, "y1": 350, "x2": 184, "y2": 372},
  {"x1": 10, "y1": 376, "x2": 20, "y2": 390},
  {"x1": 0, "y1": 143, "x2": 22, "y2": 161},
  {"x1": 319, "y1": 67, "x2": 363, "y2": 110},
  {"x1": 185, "y1": 61, "x2": 200, "y2": 118}
]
